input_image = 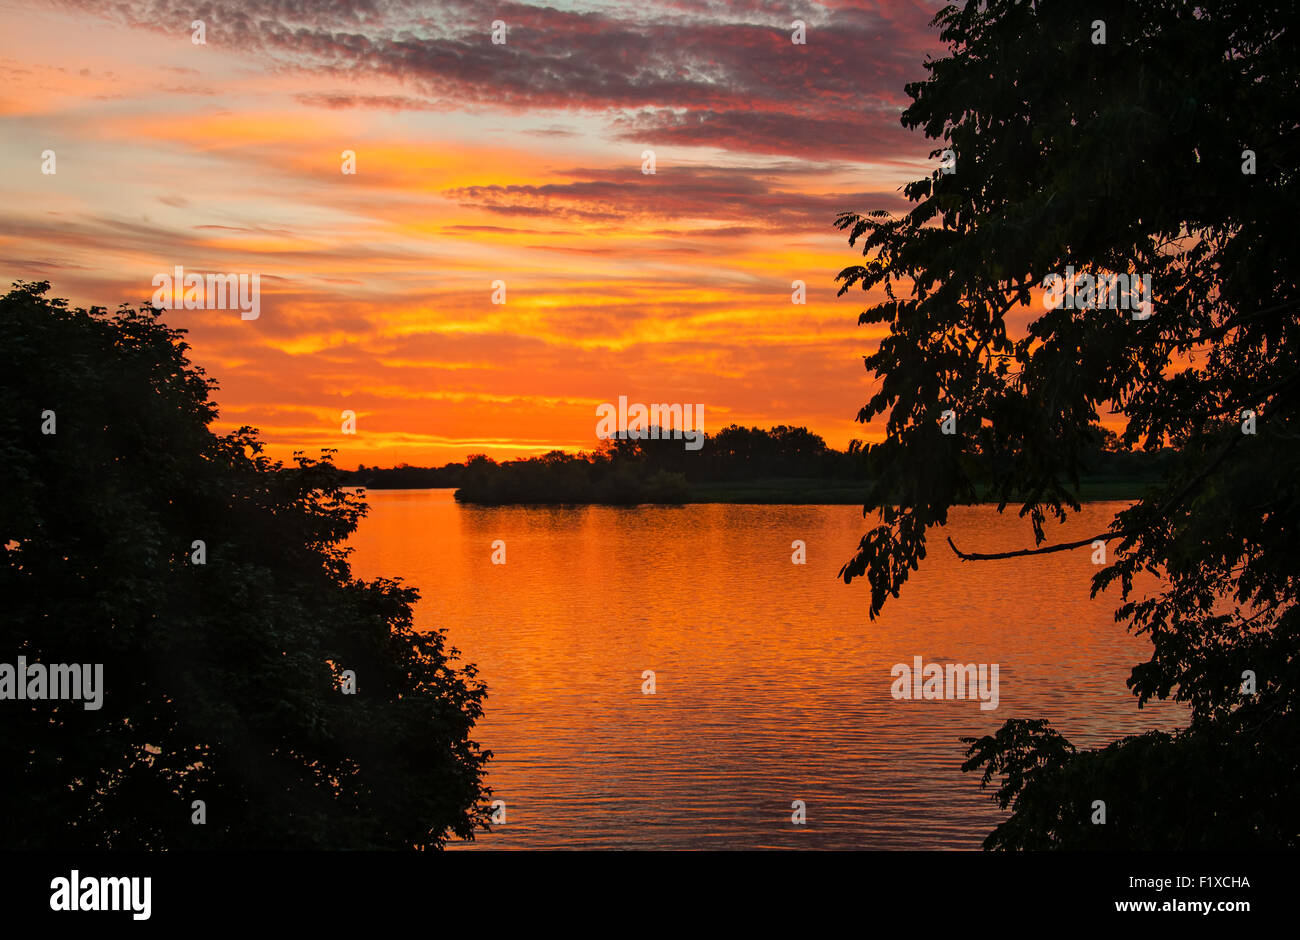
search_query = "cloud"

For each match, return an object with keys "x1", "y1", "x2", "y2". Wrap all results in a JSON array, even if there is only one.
[
  {"x1": 444, "y1": 165, "x2": 908, "y2": 230},
  {"x1": 5, "y1": 0, "x2": 943, "y2": 465},
  {"x1": 53, "y1": 0, "x2": 943, "y2": 160},
  {"x1": 294, "y1": 93, "x2": 443, "y2": 112},
  {"x1": 610, "y1": 106, "x2": 915, "y2": 162}
]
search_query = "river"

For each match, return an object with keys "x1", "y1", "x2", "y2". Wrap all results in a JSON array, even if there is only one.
[{"x1": 346, "y1": 489, "x2": 1183, "y2": 849}]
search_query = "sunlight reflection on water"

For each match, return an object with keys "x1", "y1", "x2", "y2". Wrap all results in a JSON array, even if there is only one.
[{"x1": 346, "y1": 490, "x2": 1184, "y2": 849}]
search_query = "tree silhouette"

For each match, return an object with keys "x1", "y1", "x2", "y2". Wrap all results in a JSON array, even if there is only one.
[
  {"x1": 0, "y1": 282, "x2": 491, "y2": 848},
  {"x1": 837, "y1": 0, "x2": 1299, "y2": 847}
]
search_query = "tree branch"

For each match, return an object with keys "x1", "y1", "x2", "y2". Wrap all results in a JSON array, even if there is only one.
[
  {"x1": 946, "y1": 532, "x2": 1124, "y2": 561},
  {"x1": 1181, "y1": 297, "x2": 1300, "y2": 347},
  {"x1": 947, "y1": 426, "x2": 1247, "y2": 562}
]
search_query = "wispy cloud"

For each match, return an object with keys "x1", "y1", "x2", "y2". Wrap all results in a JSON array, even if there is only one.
[{"x1": 1, "y1": 0, "x2": 942, "y2": 465}]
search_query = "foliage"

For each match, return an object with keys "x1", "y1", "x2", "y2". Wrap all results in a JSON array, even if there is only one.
[
  {"x1": 0, "y1": 281, "x2": 491, "y2": 849},
  {"x1": 838, "y1": 0, "x2": 1299, "y2": 847},
  {"x1": 348, "y1": 463, "x2": 466, "y2": 489}
]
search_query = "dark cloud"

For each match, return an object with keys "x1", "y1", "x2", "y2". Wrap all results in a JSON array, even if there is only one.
[
  {"x1": 294, "y1": 92, "x2": 443, "y2": 111},
  {"x1": 610, "y1": 105, "x2": 915, "y2": 162},
  {"x1": 521, "y1": 125, "x2": 582, "y2": 138},
  {"x1": 444, "y1": 165, "x2": 908, "y2": 230},
  {"x1": 56, "y1": 0, "x2": 943, "y2": 160}
]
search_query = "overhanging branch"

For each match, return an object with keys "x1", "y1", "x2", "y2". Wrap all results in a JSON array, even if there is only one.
[
  {"x1": 947, "y1": 427, "x2": 1248, "y2": 562},
  {"x1": 946, "y1": 532, "x2": 1125, "y2": 561}
]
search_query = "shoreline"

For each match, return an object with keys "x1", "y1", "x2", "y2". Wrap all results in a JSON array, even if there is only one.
[{"x1": 351, "y1": 479, "x2": 1152, "y2": 505}]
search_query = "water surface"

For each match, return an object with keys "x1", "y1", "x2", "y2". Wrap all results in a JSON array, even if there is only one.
[{"x1": 346, "y1": 490, "x2": 1183, "y2": 849}]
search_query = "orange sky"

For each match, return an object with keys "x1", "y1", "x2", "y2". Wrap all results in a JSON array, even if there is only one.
[{"x1": 1, "y1": 0, "x2": 970, "y2": 467}]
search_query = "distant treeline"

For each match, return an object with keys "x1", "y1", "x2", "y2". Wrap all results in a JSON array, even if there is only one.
[
  {"x1": 339, "y1": 425, "x2": 1174, "y2": 505},
  {"x1": 345, "y1": 463, "x2": 468, "y2": 489},
  {"x1": 341, "y1": 425, "x2": 855, "y2": 500},
  {"x1": 454, "y1": 425, "x2": 857, "y2": 504}
]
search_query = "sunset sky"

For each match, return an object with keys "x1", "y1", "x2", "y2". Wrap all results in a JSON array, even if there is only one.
[{"x1": 1, "y1": 0, "x2": 952, "y2": 467}]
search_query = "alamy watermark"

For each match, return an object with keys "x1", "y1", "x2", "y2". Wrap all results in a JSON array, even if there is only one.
[
  {"x1": 890, "y1": 656, "x2": 999, "y2": 711},
  {"x1": 50, "y1": 870, "x2": 150, "y2": 920},
  {"x1": 595, "y1": 395, "x2": 704, "y2": 451},
  {"x1": 1, "y1": 657, "x2": 103, "y2": 710},
  {"x1": 151, "y1": 266, "x2": 260, "y2": 320},
  {"x1": 1042, "y1": 266, "x2": 1152, "y2": 319}
]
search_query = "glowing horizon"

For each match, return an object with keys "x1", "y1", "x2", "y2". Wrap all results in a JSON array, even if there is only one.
[{"x1": 1, "y1": 1, "x2": 954, "y2": 468}]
